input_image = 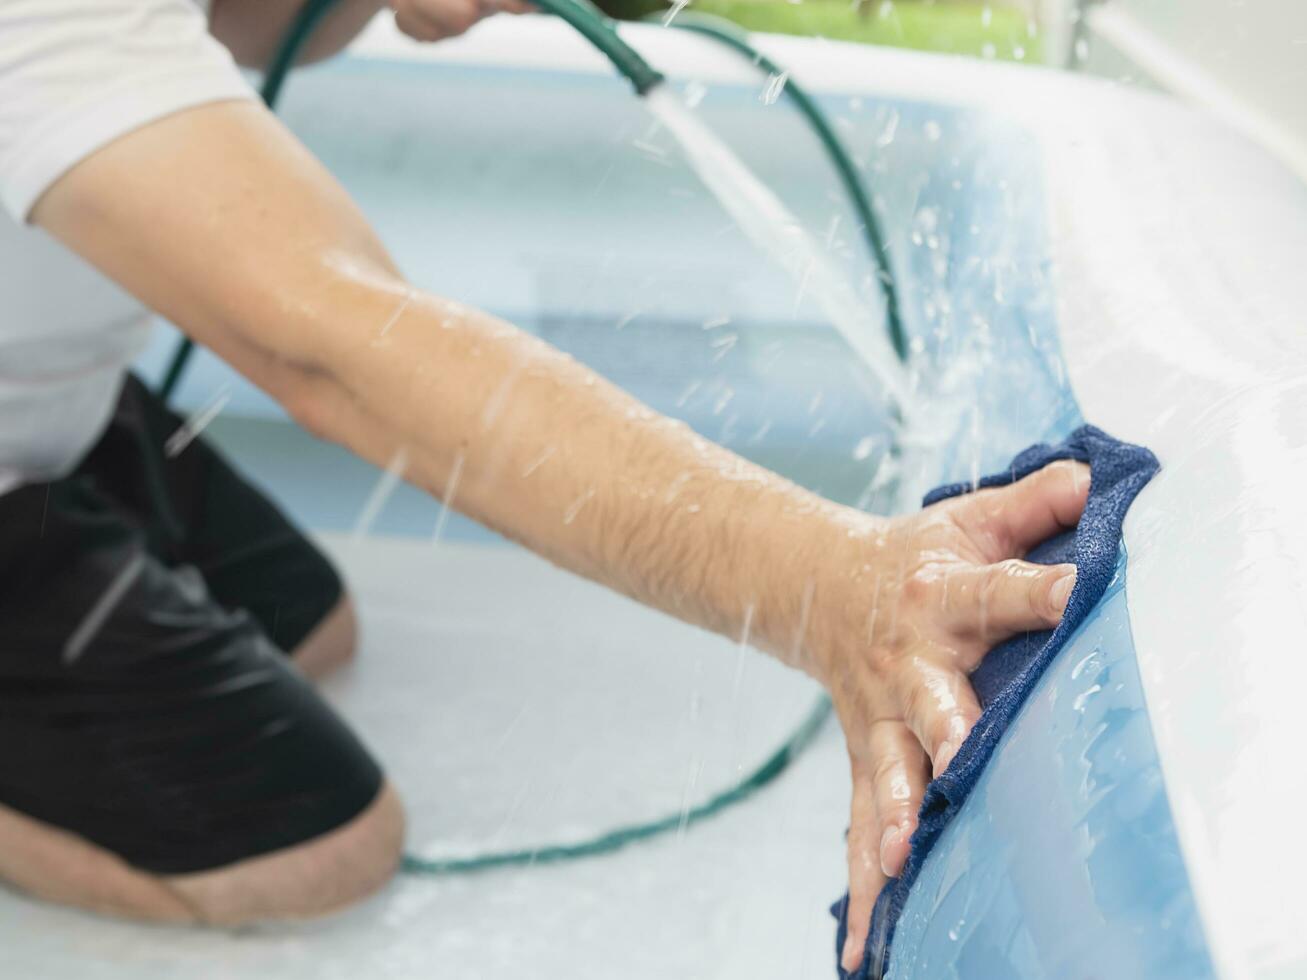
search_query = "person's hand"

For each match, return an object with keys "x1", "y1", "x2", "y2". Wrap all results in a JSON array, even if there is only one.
[
  {"x1": 390, "y1": 0, "x2": 533, "y2": 43},
  {"x1": 808, "y1": 460, "x2": 1089, "y2": 974}
]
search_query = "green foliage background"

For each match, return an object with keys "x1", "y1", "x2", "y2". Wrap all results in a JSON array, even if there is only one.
[{"x1": 598, "y1": 0, "x2": 1042, "y2": 63}]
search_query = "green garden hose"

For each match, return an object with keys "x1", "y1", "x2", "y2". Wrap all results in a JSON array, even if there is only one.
[
  {"x1": 402, "y1": 694, "x2": 831, "y2": 875},
  {"x1": 650, "y1": 11, "x2": 907, "y2": 362}
]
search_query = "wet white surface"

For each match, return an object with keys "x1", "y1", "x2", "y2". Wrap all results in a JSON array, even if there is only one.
[
  {"x1": 1046, "y1": 87, "x2": 1307, "y2": 980},
  {"x1": 0, "y1": 535, "x2": 849, "y2": 979}
]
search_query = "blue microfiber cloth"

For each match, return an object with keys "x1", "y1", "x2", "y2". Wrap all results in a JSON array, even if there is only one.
[{"x1": 833, "y1": 424, "x2": 1159, "y2": 979}]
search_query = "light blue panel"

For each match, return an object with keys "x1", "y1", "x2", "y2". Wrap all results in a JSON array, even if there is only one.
[
  {"x1": 795, "y1": 90, "x2": 1212, "y2": 978},
  {"x1": 854, "y1": 91, "x2": 1212, "y2": 974},
  {"x1": 887, "y1": 558, "x2": 1213, "y2": 979}
]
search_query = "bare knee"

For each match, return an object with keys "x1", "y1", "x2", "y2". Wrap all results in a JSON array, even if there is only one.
[
  {"x1": 0, "y1": 746, "x2": 400, "y2": 928},
  {"x1": 0, "y1": 800, "x2": 198, "y2": 923},
  {"x1": 163, "y1": 780, "x2": 405, "y2": 927},
  {"x1": 291, "y1": 594, "x2": 359, "y2": 680}
]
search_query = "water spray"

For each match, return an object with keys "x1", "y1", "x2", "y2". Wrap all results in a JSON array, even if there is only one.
[{"x1": 655, "y1": 12, "x2": 907, "y2": 363}]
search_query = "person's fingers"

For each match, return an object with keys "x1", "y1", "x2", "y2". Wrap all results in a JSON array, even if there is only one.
[
  {"x1": 486, "y1": 0, "x2": 535, "y2": 13},
  {"x1": 437, "y1": 0, "x2": 485, "y2": 36},
  {"x1": 393, "y1": 6, "x2": 445, "y2": 41},
  {"x1": 937, "y1": 558, "x2": 1077, "y2": 644},
  {"x1": 842, "y1": 766, "x2": 886, "y2": 975},
  {"x1": 892, "y1": 655, "x2": 982, "y2": 778},
  {"x1": 960, "y1": 460, "x2": 1089, "y2": 559},
  {"x1": 866, "y1": 721, "x2": 929, "y2": 878},
  {"x1": 393, "y1": 0, "x2": 482, "y2": 40}
]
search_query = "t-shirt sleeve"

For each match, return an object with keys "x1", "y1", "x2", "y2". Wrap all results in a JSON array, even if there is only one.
[{"x1": 0, "y1": 0, "x2": 256, "y2": 222}]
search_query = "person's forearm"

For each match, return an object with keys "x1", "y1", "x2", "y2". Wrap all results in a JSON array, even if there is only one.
[
  {"x1": 268, "y1": 275, "x2": 873, "y2": 670},
  {"x1": 210, "y1": 0, "x2": 385, "y2": 68}
]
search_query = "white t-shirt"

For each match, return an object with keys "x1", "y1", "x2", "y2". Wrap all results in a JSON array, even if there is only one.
[{"x1": 0, "y1": 0, "x2": 255, "y2": 495}]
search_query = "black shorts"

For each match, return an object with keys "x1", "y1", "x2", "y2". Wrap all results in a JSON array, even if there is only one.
[{"x1": 0, "y1": 374, "x2": 383, "y2": 875}]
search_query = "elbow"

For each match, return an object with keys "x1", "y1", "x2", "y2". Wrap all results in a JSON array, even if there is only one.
[
  {"x1": 233, "y1": 340, "x2": 341, "y2": 442},
  {"x1": 232, "y1": 267, "x2": 410, "y2": 441},
  {"x1": 236, "y1": 247, "x2": 409, "y2": 376}
]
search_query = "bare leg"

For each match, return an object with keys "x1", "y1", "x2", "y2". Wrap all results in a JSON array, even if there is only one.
[
  {"x1": 0, "y1": 781, "x2": 404, "y2": 926},
  {"x1": 290, "y1": 595, "x2": 359, "y2": 681}
]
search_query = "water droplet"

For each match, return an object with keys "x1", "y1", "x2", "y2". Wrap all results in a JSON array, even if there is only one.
[
  {"x1": 1072, "y1": 684, "x2": 1102, "y2": 712},
  {"x1": 563, "y1": 489, "x2": 595, "y2": 524},
  {"x1": 876, "y1": 109, "x2": 899, "y2": 148},
  {"x1": 521, "y1": 446, "x2": 555, "y2": 478},
  {"x1": 710, "y1": 334, "x2": 739, "y2": 361},
  {"x1": 760, "y1": 71, "x2": 789, "y2": 106},
  {"x1": 1071, "y1": 649, "x2": 1099, "y2": 680},
  {"x1": 631, "y1": 138, "x2": 667, "y2": 159},
  {"x1": 661, "y1": 0, "x2": 690, "y2": 24},
  {"x1": 164, "y1": 386, "x2": 231, "y2": 458},
  {"x1": 431, "y1": 451, "x2": 464, "y2": 545},
  {"x1": 353, "y1": 446, "x2": 409, "y2": 538},
  {"x1": 853, "y1": 436, "x2": 877, "y2": 461}
]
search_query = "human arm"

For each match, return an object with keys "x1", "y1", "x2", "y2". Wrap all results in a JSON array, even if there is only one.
[
  {"x1": 209, "y1": 0, "x2": 533, "y2": 69},
  {"x1": 32, "y1": 100, "x2": 1085, "y2": 972}
]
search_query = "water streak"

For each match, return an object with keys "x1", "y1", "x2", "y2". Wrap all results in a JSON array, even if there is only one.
[{"x1": 644, "y1": 87, "x2": 909, "y2": 407}]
